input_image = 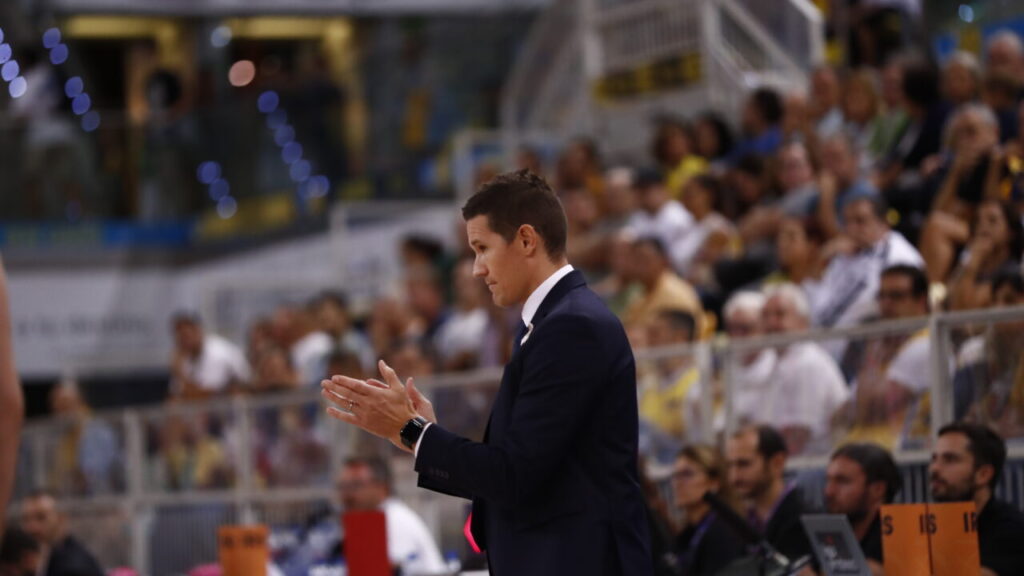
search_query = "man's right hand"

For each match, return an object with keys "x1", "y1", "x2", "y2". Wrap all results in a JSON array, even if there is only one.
[{"x1": 407, "y1": 380, "x2": 437, "y2": 424}]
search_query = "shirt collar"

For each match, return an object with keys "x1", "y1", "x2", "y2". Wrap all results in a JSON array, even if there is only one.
[{"x1": 521, "y1": 264, "x2": 574, "y2": 327}]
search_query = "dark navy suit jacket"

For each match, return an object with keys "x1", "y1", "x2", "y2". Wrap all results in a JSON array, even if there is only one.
[{"x1": 415, "y1": 270, "x2": 653, "y2": 575}]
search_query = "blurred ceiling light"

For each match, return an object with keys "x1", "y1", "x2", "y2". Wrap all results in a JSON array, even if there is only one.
[
  {"x1": 289, "y1": 160, "x2": 311, "y2": 183},
  {"x1": 0, "y1": 44, "x2": 10, "y2": 64},
  {"x1": 42, "y1": 28, "x2": 61, "y2": 49},
  {"x1": 65, "y1": 76, "x2": 84, "y2": 98},
  {"x1": 257, "y1": 90, "x2": 279, "y2": 113},
  {"x1": 71, "y1": 93, "x2": 91, "y2": 116},
  {"x1": 49, "y1": 44, "x2": 68, "y2": 65},
  {"x1": 210, "y1": 25, "x2": 232, "y2": 48},
  {"x1": 8, "y1": 77, "x2": 26, "y2": 99},
  {"x1": 81, "y1": 111, "x2": 101, "y2": 132},
  {"x1": 1, "y1": 60, "x2": 18, "y2": 82},
  {"x1": 197, "y1": 161, "x2": 222, "y2": 184},
  {"x1": 228, "y1": 60, "x2": 256, "y2": 87},
  {"x1": 216, "y1": 196, "x2": 238, "y2": 219}
]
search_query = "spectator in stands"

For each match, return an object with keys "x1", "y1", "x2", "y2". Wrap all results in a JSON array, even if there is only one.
[
  {"x1": 732, "y1": 87, "x2": 785, "y2": 161},
  {"x1": 776, "y1": 141, "x2": 818, "y2": 219},
  {"x1": 732, "y1": 156, "x2": 779, "y2": 251},
  {"x1": 638, "y1": 310, "x2": 701, "y2": 462},
  {"x1": 622, "y1": 237, "x2": 703, "y2": 337},
  {"x1": 516, "y1": 145, "x2": 545, "y2": 177},
  {"x1": 920, "y1": 104, "x2": 1005, "y2": 285},
  {"x1": 942, "y1": 51, "x2": 982, "y2": 108},
  {"x1": 336, "y1": 457, "x2": 446, "y2": 575},
  {"x1": 878, "y1": 57, "x2": 948, "y2": 212},
  {"x1": 841, "y1": 265, "x2": 932, "y2": 449},
  {"x1": 251, "y1": 346, "x2": 301, "y2": 393},
  {"x1": 985, "y1": 30, "x2": 1024, "y2": 82},
  {"x1": 782, "y1": 91, "x2": 810, "y2": 143},
  {"x1": 246, "y1": 316, "x2": 275, "y2": 366},
  {"x1": 811, "y1": 194, "x2": 923, "y2": 339},
  {"x1": 434, "y1": 256, "x2": 489, "y2": 371},
  {"x1": 19, "y1": 490, "x2": 104, "y2": 576},
  {"x1": 766, "y1": 216, "x2": 826, "y2": 289},
  {"x1": 947, "y1": 199, "x2": 1024, "y2": 311},
  {"x1": 930, "y1": 422, "x2": 1024, "y2": 576},
  {"x1": 816, "y1": 133, "x2": 875, "y2": 238},
  {"x1": 671, "y1": 445, "x2": 747, "y2": 576},
  {"x1": 169, "y1": 313, "x2": 251, "y2": 400},
  {"x1": 760, "y1": 283, "x2": 849, "y2": 455},
  {"x1": 725, "y1": 425, "x2": 812, "y2": 563},
  {"x1": 313, "y1": 292, "x2": 374, "y2": 371},
  {"x1": 982, "y1": 71, "x2": 1021, "y2": 144},
  {"x1": 823, "y1": 443, "x2": 901, "y2": 569},
  {"x1": 287, "y1": 303, "x2": 334, "y2": 388},
  {"x1": 48, "y1": 383, "x2": 121, "y2": 496},
  {"x1": 555, "y1": 137, "x2": 604, "y2": 202},
  {"x1": 693, "y1": 112, "x2": 735, "y2": 167},
  {"x1": 677, "y1": 174, "x2": 736, "y2": 284},
  {"x1": 593, "y1": 229, "x2": 643, "y2": 321},
  {"x1": 723, "y1": 291, "x2": 777, "y2": 426},
  {"x1": 809, "y1": 66, "x2": 844, "y2": 139},
  {"x1": 563, "y1": 187, "x2": 606, "y2": 281},
  {"x1": 872, "y1": 58, "x2": 910, "y2": 164},
  {"x1": 627, "y1": 167, "x2": 694, "y2": 271},
  {"x1": 600, "y1": 167, "x2": 639, "y2": 234},
  {"x1": 953, "y1": 267, "x2": 1024, "y2": 437},
  {"x1": 405, "y1": 264, "x2": 452, "y2": 354},
  {"x1": 365, "y1": 296, "x2": 418, "y2": 361},
  {"x1": 0, "y1": 256, "x2": 22, "y2": 542},
  {"x1": 265, "y1": 407, "x2": 329, "y2": 488},
  {"x1": 0, "y1": 527, "x2": 41, "y2": 576},
  {"x1": 843, "y1": 69, "x2": 885, "y2": 169},
  {"x1": 651, "y1": 116, "x2": 707, "y2": 197}
]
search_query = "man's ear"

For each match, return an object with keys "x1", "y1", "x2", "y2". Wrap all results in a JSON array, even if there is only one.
[
  {"x1": 867, "y1": 480, "x2": 886, "y2": 505},
  {"x1": 974, "y1": 463, "x2": 995, "y2": 492},
  {"x1": 769, "y1": 453, "x2": 787, "y2": 476},
  {"x1": 517, "y1": 224, "x2": 540, "y2": 256}
]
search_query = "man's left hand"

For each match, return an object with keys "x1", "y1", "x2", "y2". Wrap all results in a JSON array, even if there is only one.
[{"x1": 322, "y1": 360, "x2": 419, "y2": 451}]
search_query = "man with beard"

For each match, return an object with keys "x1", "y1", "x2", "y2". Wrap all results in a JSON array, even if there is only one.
[
  {"x1": 930, "y1": 422, "x2": 1024, "y2": 576},
  {"x1": 823, "y1": 443, "x2": 901, "y2": 574},
  {"x1": 725, "y1": 425, "x2": 812, "y2": 563}
]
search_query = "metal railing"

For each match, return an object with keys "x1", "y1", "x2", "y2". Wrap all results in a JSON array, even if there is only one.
[{"x1": 11, "y1": 305, "x2": 1024, "y2": 573}]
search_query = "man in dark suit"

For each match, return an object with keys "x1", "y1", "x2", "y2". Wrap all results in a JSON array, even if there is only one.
[
  {"x1": 323, "y1": 170, "x2": 653, "y2": 575},
  {"x1": 19, "y1": 491, "x2": 104, "y2": 576}
]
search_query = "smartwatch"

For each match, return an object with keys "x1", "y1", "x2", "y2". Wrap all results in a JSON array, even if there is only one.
[{"x1": 400, "y1": 417, "x2": 429, "y2": 450}]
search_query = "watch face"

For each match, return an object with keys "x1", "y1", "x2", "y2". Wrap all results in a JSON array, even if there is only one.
[{"x1": 401, "y1": 417, "x2": 425, "y2": 448}]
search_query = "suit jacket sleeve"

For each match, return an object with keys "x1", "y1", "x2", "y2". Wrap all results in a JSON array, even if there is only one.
[{"x1": 415, "y1": 311, "x2": 612, "y2": 508}]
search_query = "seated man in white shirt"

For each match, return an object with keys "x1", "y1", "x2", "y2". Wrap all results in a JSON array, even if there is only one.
[
  {"x1": 760, "y1": 284, "x2": 850, "y2": 456},
  {"x1": 626, "y1": 167, "x2": 694, "y2": 272},
  {"x1": 723, "y1": 290, "x2": 777, "y2": 426},
  {"x1": 335, "y1": 456, "x2": 446, "y2": 575},
  {"x1": 169, "y1": 313, "x2": 251, "y2": 400},
  {"x1": 811, "y1": 194, "x2": 923, "y2": 358}
]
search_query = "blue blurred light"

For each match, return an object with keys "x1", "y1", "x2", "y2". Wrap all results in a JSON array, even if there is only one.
[
  {"x1": 306, "y1": 175, "x2": 330, "y2": 198},
  {"x1": 49, "y1": 44, "x2": 68, "y2": 65},
  {"x1": 0, "y1": 44, "x2": 11, "y2": 65},
  {"x1": 209, "y1": 178, "x2": 230, "y2": 200},
  {"x1": 8, "y1": 77, "x2": 26, "y2": 99},
  {"x1": 71, "y1": 93, "x2": 91, "y2": 116},
  {"x1": 282, "y1": 142, "x2": 303, "y2": 165},
  {"x1": 81, "y1": 111, "x2": 101, "y2": 132},
  {"x1": 197, "y1": 161, "x2": 221, "y2": 184},
  {"x1": 290, "y1": 160, "x2": 312, "y2": 182},
  {"x1": 210, "y1": 25, "x2": 232, "y2": 48},
  {"x1": 1, "y1": 60, "x2": 18, "y2": 82},
  {"x1": 274, "y1": 125, "x2": 295, "y2": 147},
  {"x1": 257, "y1": 90, "x2": 279, "y2": 114},
  {"x1": 959, "y1": 4, "x2": 975, "y2": 23},
  {"x1": 0, "y1": 27, "x2": 5, "y2": 45},
  {"x1": 216, "y1": 196, "x2": 238, "y2": 219},
  {"x1": 65, "y1": 76, "x2": 84, "y2": 98},
  {"x1": 266, "y1": 110, "x2": 287, "y2": 130},
  {"x1": 42, "y1": 28, "x2": 61, "y2": 49}
]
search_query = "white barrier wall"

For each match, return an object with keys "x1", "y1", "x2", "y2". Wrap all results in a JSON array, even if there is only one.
[{"x1": 7, "y1": 203, "x2": 458, "y2": 378}]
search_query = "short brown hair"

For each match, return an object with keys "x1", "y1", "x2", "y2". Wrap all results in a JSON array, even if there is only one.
[{"x1": 462, "y1": 169, "x2": 567, "y2": 260}]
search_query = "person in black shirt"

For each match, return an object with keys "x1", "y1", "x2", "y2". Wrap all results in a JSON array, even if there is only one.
[
  {"x1": 671, "y1": 445, "x2": 747, "y2": 575},
  {"x1": 930, "y1": 422, "x2": 1024, "y2": 576},
  {"x1": 0, "y1": 527, "x2": 41, "y2": 576},
  {"x1": 824, "y1": 443, "x2": 902, "y2": 574},
  {"x1": 725, "y1": 425, "x2": 812, "y2": 564},
  {"x1": 19, "y1": 491, "x2": 104, "y2": 576}
]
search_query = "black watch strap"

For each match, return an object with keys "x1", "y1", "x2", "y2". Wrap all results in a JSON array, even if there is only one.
[{"x1": 400, "y1": 417, "x2": 429, "y2": 450}]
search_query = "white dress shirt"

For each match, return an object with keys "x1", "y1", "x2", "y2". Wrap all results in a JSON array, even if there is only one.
[{"x1": 416, "y1": 264, "x2": 575, "y2": 456}]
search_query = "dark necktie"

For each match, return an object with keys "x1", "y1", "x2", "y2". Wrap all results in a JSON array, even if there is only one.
[{"x1": 512, "y1": 320, "x2": 529, "y2": 355}]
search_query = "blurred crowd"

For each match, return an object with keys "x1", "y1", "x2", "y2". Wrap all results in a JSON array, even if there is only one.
[{"x1": 35, "y1": 27, "x2": 1024, "y2": 504}]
